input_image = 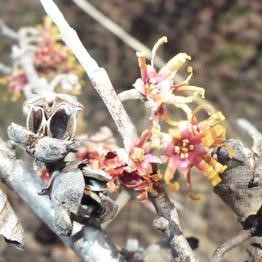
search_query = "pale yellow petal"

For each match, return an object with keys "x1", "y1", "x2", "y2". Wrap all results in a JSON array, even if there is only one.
[
  {"x1": 159, "y1": 53, "x2": 191, "y2": 80},
  {"x1": 151, "y1": 36, "x2": 168, "y2": 67}
]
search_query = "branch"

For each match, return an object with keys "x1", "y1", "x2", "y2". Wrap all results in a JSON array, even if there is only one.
[
  {"x1": 118, "y1": 89, "x2": 143, "y2": 102},
  {"x1": 149, "y1": 190, "x2": 197, "y2": 261},
  {"x1": 0, "y1": 20, "x2": 18, "y2": 40},
  {"x1": 237, "y1": 118, "x2": 261, "y2": 138},
  {"x1": 213, "y1": 138, "x2": 262, "y2": 259},
  {"x1": 211, "y1": 230, "x2": 253, "y2": 262},
  {"x1": 38, "y1": 1, "x2": 196, "y2": 260},
  {"x1": 0, "y1": 137, "x2": 122, "y2": 262},
  {"x1": 40, "y1": 0, "x2": 137, "y2": 151},
  {"x1": 0, "y1": 62, "x2": 11, "y2": 75},
  {"x1": 102, "y1": 190, "x2": 131, "y2": 229},
  {"x1": 71, "y1": 0, "x2": 165, "y2": 68}
]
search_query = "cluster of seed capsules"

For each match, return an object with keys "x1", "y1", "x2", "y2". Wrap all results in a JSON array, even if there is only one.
[{"x1": 8, "y1": 94, "x2": 117, "y2": 230}]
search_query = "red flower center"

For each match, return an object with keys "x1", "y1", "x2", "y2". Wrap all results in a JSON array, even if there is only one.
[{"x1": 174, "y1": 139, "x2": 195, "y2": 160}]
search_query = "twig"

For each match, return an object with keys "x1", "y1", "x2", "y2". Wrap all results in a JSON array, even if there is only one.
[
  {"x1": 0, "y1": 62, "x2": 11, "y2": 75},
  {"x1": 71, "y1": 0, "x2": 165, "y2": 68},
  {"x1": 102, "y1": 190, "x2": 131, "y2": 229},
  {"x1": 40, "y1": 0, "x2": 137, "y2": 151},
  {"x1": 0, "y1": 137, "x2": 122, "y2": 262},
  {"x1": 211, "y1": 230, "x2": 253, "y2": 262},
  {"x1": 0, "y1": 20, "x2": 18, "y2": 40},
  {"x1": 237, "y1": 118, "x2": 262, "y2": 138},
  {"x1": 149, "y1": 190, "x2": 197, "y2": 261},
  {"x1": 118, "y1": 89, "x2": 143, "y2": 102}
]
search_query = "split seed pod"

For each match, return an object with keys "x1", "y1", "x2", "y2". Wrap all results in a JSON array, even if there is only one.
[{"x1": 25, "y1": 94, "x2": 83, "y2": 140}]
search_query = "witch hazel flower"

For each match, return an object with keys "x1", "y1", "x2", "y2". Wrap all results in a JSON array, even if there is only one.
[
  {"x1": 8, "y1": 70, "x2": 28, "y2": 96},
  {"x1": 34, "y1": 17, "x2": 67, "y2": 72},
  {"x1": 133, "y1": 36, "x2": 205, "y2": 124},
  {"x1": 162, "y1": 105, "x2": 227, "y2": 197},
  {"x1": 4, "y1": 17, "x2": 84, "y2": 99},
  {"x1": 76, "y1": 128, "x2": 161, "y2": 200},
  {"x1": 77, "y1": 127, "x2": 118, "y2": 169},
  {"x1": 123, "y1": 129, "x2": 163, "y2": 200},
  {"x1": 35, "y1": 17, "x2": 84, "y2": 81},
  {"x1": 103, "y1": 129, "x2": 163, "y2": 200}
]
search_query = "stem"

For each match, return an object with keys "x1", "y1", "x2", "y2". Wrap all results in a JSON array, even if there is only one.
[
  {"x1": 71, "y1": 0, "x2": 161, "y2": 65},
  {"x1": 149, "y1": 189, "x2": 197, "y2": 261},
  {"x1": 211, "y1": 230, "x2": 252, "y2": 262}
]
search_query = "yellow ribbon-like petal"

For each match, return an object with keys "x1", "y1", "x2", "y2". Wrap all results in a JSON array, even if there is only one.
[
  {"x1": 159, "y1": 53, "x2": 191, "y2": 80},
  {"x1": 151, "y1": 36, "x2": 168, "y2": 67}
]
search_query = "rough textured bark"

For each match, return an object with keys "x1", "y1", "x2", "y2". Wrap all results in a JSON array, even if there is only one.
[
  {"x1": 212, "y1": 138, "x2": 262, "y2": 260},
  {"x1": 150, "y1": 190, "x2": 197, "y2": 262},
  {"x1": 0, "y1": 137, "x2": 122, "y2": 262}
]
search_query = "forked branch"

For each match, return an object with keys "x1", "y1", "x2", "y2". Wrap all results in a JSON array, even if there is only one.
[{"x1": 39, "y1": 0, "x2": 196, "y2": 260}]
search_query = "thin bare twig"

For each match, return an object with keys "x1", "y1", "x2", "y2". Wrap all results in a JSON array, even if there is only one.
[
  {"x1": 0, "y1": 62, "x2": 11, "y2": 75},
  {"x1": 0, "y1": 20, "x2": 18, "y2": 40},
  {"x1": 237, "y1": 118, "x2": 262, "y2": 138},
  {"x1": 211, "y1": 230, "x2": 253, "y2": 262},
  {"x1": 118, "y1": 89, "x2": 143, "y2": 102},
  {"x1": 102, "y1": 190, "x2": 131, "y2": 229},
  {"x1": 71, "y1": 0, "x2": 166, "y2": 68}
]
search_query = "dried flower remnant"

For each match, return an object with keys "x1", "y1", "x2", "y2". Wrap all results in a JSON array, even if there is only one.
[
  {"x1": 162, "y1": 105, "x2": 227, "y2": 197},
  {"x1": 104, "y1": 154, "x2": 162, "y2": 201},
  {"x1": 133, "y1": 36, "x2": 205, "y2": 124}
]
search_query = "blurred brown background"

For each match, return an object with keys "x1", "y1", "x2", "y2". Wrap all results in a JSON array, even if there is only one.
[{"x1": 0, "y1": 0, "x2": 261, "y2": 261}]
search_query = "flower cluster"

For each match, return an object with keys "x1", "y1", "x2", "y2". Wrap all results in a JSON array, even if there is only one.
[
  {"x1": 7, "y1": 70, "x2": 29, "y2": 99},
  {"x1": 34, "y1": 17, "x2": 83, "y2": 79},
  {"x1": 3, "y1": 17, "x2": 84, "y2": 100},
  {"x1": 78, "y1": 128, "x2": 162, "y2": 200},
  {"x1": 78, "y1": 37, "x2": 230, "y2": 200}
]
